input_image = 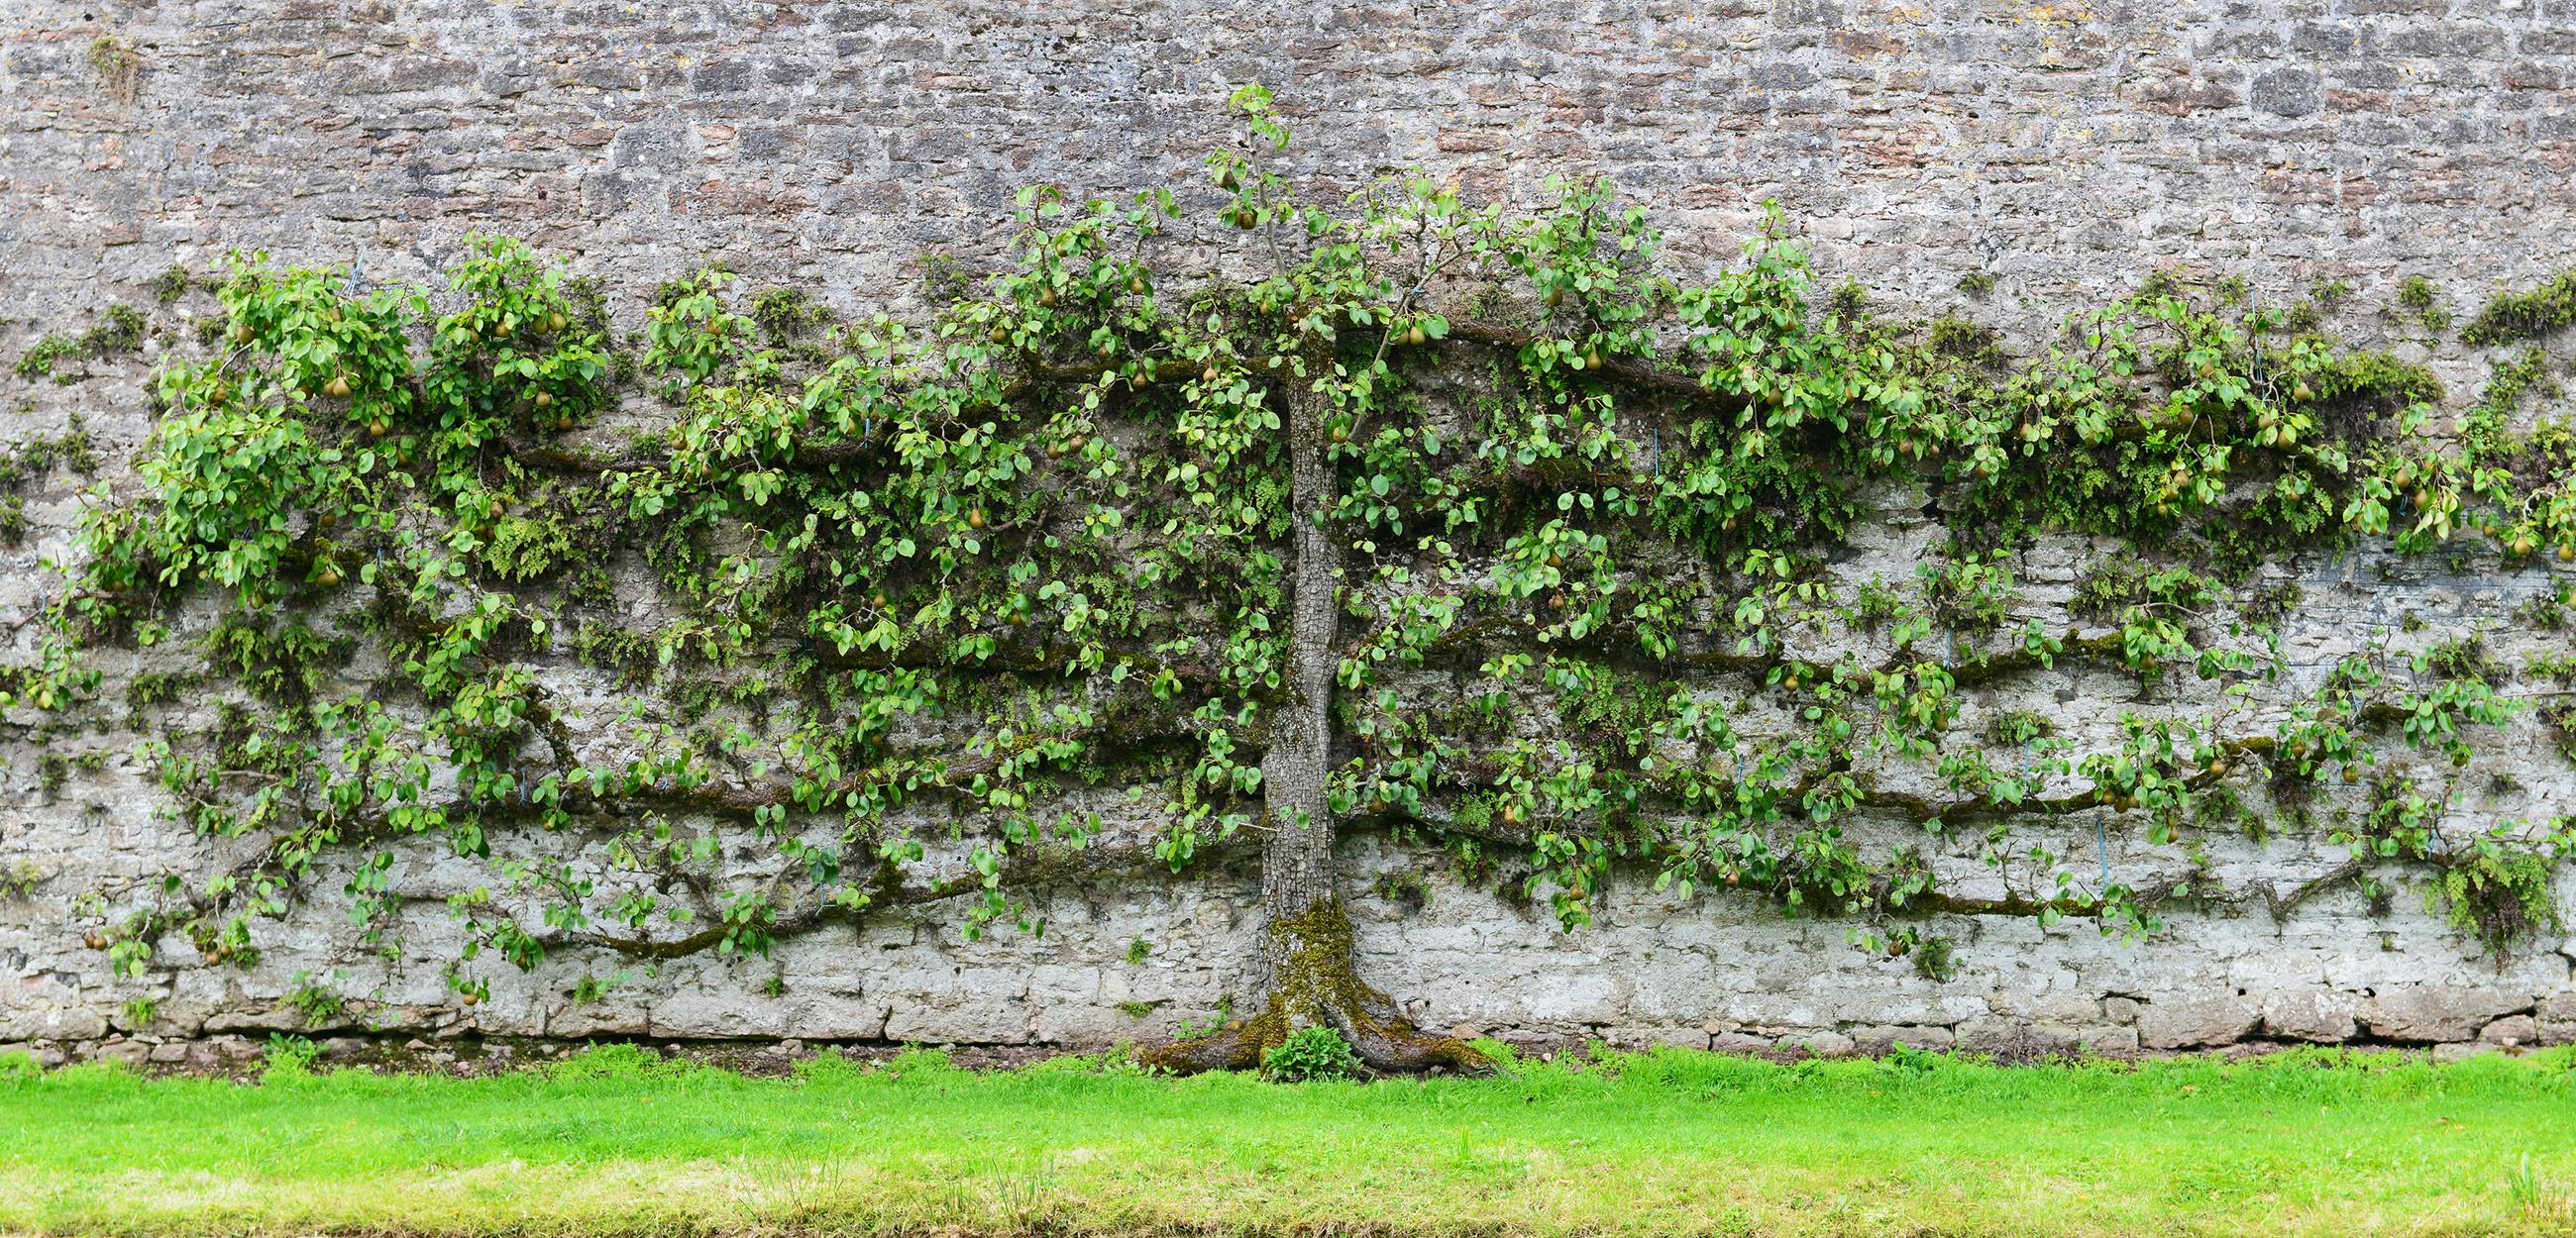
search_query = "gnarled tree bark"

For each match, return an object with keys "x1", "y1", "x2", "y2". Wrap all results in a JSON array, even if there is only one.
[{"x1": 1146, "y1": 342, "x2": 1487, "y2": 1077}]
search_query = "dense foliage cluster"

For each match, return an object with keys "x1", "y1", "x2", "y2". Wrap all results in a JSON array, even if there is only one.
[{"x1": 8, "y1": 88, "x2": 2573, "y2": 1050}]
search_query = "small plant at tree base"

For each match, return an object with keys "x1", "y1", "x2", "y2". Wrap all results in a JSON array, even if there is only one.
[
  {"x1": 1262, "y1": 1025, "x2": 1361, "y2": 1082},
  {"x1": 1173, "y1": 996, "x2": 1235, "y2": 1043}
]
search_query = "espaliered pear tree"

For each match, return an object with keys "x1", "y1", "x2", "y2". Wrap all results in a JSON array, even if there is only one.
[{"x1": 16, "y1": 86, "x2": 2576, "y2": 1071}]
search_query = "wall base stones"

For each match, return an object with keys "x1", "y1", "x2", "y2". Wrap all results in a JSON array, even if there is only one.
[{"x1": 7, "y1": 818, "x2": 2572, "y2": 1065}]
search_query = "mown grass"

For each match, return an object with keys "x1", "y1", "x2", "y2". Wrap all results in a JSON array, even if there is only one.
[{"x1": 2, "y1": 1041, "x2": 2572, "y2": 1237}]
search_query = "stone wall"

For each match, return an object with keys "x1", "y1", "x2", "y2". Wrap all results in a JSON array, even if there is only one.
[
  {"x1": 10, "y1": 0, "x2": 2575, "y2": 341},
  {"x1": 4, "y1": 0, "x2": 2574, "y2": 1062}
]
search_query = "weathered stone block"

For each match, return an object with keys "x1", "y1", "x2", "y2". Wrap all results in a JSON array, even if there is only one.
[
  {"x1": 2260, "y1": 990, "x2": 2361, "y2": 1042},
  {"x1": 2361, "y1": 987, "x2": 2529, "y2": 1044},
  {"x1": 1848, "y1": 1024, "x2": 1956, "y2": 1055},
  {"x1": 2137, "y1": 996, "x2": 2261, "y2": 1050},
  {"x1": 2536, "y1": 992, "x2": 2576, "y2": 1046}
]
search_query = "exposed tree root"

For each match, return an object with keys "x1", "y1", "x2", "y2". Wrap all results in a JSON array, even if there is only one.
[
  {"x1": 1141, "y1": 993, "x2": 1488, "y2": 1077},
  {"x1": 1143, "y1": 898, "x2": 1490, "y2": 1078}
]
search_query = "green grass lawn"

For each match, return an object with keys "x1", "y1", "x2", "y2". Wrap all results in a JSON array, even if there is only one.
[{"x1": 2, "y1": 1041, "x2": 2572, "y2": 1237}]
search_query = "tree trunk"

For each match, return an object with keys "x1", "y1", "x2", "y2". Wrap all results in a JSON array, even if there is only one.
[{"x1": 1146, "y1": 342, "x2": 1486, "y2": 1077}]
